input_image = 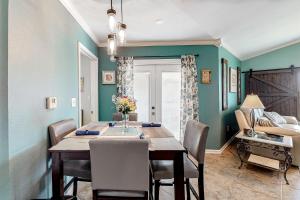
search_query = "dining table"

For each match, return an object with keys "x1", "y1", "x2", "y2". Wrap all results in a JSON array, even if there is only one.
[{"x1": 49, "y1": 122, "x2": 186, "y2": 200}]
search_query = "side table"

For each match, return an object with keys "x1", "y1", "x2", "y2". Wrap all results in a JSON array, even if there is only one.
[{"x1": 236, "y1": 131, "x2": 293, "y2": 184}]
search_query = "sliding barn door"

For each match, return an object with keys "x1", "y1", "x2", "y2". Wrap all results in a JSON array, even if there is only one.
[{"x1": 246, "y1": 68, "x2": 300, "y2": 119}]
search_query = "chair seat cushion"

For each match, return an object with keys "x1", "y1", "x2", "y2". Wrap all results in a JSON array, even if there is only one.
[
  {"x1": 97, "y1": 190, "x2": 145, "y2": 198},
  {"x1": 63, "y1": 160, "x2": 91, "y2": 179},
  {"x1": 151, "y1": 156, "x2": 198, "y2": 180}
]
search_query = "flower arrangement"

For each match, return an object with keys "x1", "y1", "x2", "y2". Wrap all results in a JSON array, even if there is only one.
[{"x1": 112, "y1": 95, "x2": 137, "y2": 115}]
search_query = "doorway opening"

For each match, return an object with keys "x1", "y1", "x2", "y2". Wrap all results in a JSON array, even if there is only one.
[
  {"x1": 133, "y1": 59, "x2": 181, "y2": 140},
  {"x1": 78, "y1": 42, "x2": 99, "y2": 126}
]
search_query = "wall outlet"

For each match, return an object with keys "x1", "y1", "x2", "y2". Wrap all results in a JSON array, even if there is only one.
[
  {"x1": 46, "y1": 97, "x2": 57, "y2": 109},
  {"x1": 71, "y1": 98, "x2": 77, "y2": 107}
]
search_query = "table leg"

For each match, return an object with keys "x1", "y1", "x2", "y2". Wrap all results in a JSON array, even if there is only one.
[
  {"x1": 52, "y1": 152, "x2": 64, "y2": 200},
  {"x1": 237, "y1": 141, "x2": 245, "y2": 169},
  {"x1": 283, "y1": 148, "x2": 292, "y2": 185},
  {"x1": 173, "y1": 152, "x2": 185, "y2": 200}
]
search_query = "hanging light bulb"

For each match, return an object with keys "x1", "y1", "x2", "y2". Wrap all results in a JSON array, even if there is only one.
[
  {"x1": 107, "y1": 34, "x2": 117, "y2": 56},
  {"x1": 118, "y1": 23, "x2": 127, "y2": 45},
  {"x1": 107, "y1": 0, "x2": 116, "y2": 32},
  {"x1": 117, "y1": 0, "x2": 126, "y2": 45}
]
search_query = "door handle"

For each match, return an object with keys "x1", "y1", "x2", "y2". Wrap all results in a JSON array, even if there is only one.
[
  {"x1": 152, "y1": 106, "x2": 155, "y2": 110},
  {"x1": 151, "y1": 112, "x2": 155, "y2": 115}
]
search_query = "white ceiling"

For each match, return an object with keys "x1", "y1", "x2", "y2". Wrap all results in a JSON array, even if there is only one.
[{"x1": 63, "y1": 0, "x2": 300, "y2": 60}]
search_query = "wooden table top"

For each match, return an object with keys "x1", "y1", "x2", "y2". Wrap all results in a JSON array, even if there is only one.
[{"x1": 49, "y1": 122, "x2": 185, "y2": 153}]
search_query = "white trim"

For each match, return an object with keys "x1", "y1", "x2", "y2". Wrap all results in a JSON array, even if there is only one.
[
  {"x1": 241, "y1": 38, "x2": 300, "y2": 61},
  {"x1": 77, "y1": 42, "x2": 99, "y2": 126},
  {"x1": 205, "y1": 132, "x2": 238, "y2": 154},
  {"x1": 99, "y1": 39, "x2": 222, "y2": 47},
  {"x1": 59, "y1": 0, "x2": 101, "y2": 46}
]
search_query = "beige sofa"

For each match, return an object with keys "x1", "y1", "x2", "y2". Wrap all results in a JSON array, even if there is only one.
[{"x1": 235, "y1": 109, "x2": 300, "y2": 166}]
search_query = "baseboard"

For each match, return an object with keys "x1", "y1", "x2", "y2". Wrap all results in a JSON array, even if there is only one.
[{"x1": 205, "y1": 132, "x2": 238, "y2": 154}]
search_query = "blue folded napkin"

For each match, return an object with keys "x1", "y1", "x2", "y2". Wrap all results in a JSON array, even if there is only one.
[
  {"x1": 142, "y1": 123, "x2": 161, "y2": 127},
  {"x1": 75, "y1": 130, "x2": 100, "y2": 136},
  {"x1": 108, "y1": 122, "x2": 116, "y2": 127}
]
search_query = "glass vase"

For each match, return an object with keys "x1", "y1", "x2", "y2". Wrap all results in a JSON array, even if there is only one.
[{"x1": 123, "y1": 113, "x2": 129, "y2": 129}]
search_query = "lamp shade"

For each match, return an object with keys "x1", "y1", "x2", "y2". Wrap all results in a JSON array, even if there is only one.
[{"x1": 241, "y1": 94, "x2": 265, "y2": 109}]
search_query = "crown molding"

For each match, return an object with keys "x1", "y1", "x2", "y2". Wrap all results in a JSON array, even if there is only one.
[
  {"x1": 59, "y1": 0, "x2": 101, "y2": 46},
  {"x1": 241, "y1": 38, "x2": 300, "y2": 61},
  {"x1": 99, "y1": 39, "x2": 222, "y2": 47}
]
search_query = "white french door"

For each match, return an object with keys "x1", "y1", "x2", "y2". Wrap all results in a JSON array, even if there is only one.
[{"x1": 133, "y1": 59, "x2": 181, "y2": 140}]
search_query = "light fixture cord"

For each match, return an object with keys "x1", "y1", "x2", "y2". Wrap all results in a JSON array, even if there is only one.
[
  {"x1": 111, "y1": 0, "x2": 113, "y2": 9},
  {"x1": 121, "y1": 0, "x2": 123, "y2": 23}
]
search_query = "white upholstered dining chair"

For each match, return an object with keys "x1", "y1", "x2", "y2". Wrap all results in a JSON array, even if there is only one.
[
  {"x1": 89, "y1": 139, "x2": 149, "y2": 200},
  {"x1": 150, "y1": 120, "x2": 209, "y2": 200}
]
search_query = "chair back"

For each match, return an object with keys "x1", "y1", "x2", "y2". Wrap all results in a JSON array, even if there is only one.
[
  {"x1": 183, "y1": 120, "x2": 209, "y2": 164},
  {"x1": 112, "y1": 112, "x2": 122, "y2": 121},
  {"x1": 89, "y1": 139, "x2": 149, "y2": 192},
  {"x1": 48, "y1": 119, "x2": 76, "y2": 146},
  {"x1": 129, "y1": 113, "x2": 138, "y2": 121}
]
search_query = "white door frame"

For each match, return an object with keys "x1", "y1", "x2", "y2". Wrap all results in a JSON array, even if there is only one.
[{"x1": 77, "y1": 42, "x2": 99, "y2": 126}]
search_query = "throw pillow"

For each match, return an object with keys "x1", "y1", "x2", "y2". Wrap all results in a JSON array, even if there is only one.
[
  {"x1": 263, "y1": 111, "x2": 287, "y2": 124},
  {"x1": 257, "y1": 116, "x2": 280, "y2": 127},
  {"x1": 240, "y1": 108, "x2": 264, "y2": 126}
]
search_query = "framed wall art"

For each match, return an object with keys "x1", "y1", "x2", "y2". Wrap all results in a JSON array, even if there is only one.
[
  {"x1": 221, "y1": 58, "x2": 228, "y2": 110},
  {"x1": 102, "y1": 70, "x2": 116, "y2": 84},
  {"x1": 201, "y1": 69, "x2": 212, "y2": 84},
  {"x1": 229, "y1": 68, "x2": 237, "y2": 93},
  {"x1": 237, "y1": 67, "x2": 242, "y2": 105}
]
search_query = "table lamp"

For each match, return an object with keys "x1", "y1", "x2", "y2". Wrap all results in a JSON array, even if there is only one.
[{"x1": 241, "y1": 94, "x2": 265, "y2": 136}]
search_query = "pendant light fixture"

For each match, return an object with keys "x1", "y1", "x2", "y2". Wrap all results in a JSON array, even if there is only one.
[
  {"x1": 117, "y1": 0, "x2": 127, "y2": 45},
  {"x1": 106, "y1": 0, "x2": 128, "y2": 56},
  {"x1": 107, "y1": 33, "x2": 117, "y2": 56},
  {"x1": 107, "y1": 0, "x2": 117, "y2": 32}
]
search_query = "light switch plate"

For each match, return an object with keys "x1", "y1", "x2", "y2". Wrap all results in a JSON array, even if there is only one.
[
  {"x1": 46, "y1": 97, "x2": 57, "y2": 109},
  {"x1": 71, "y1": 98, "x2": 77, "y2": 107}
]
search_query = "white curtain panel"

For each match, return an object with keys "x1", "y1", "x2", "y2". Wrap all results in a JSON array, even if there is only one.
[
  {"x1": 116, "y1": 57, "x2": 134, "y2": 97},
  {"x1": 180, "y1": 55, "x2": 199, "y2": 142}
]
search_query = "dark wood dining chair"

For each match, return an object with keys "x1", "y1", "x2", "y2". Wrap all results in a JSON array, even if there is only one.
[
  {"x1": 89, "y1": 139, "x2": 149, "y2": 200},
  {"x1": 150, "y1": 120, "x2": 209, "y2": 200},
  {"x1": 48, "y1": 119, "x2": 91, "y2": 197}
]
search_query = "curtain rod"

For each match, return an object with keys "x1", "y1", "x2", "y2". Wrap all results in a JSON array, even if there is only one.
[
  {"x1": 114, "y1": 54, "x2": 199, "y2": 60},
  {"x1": 242, "y1": 65, "x2": 299, "y2": 73}
]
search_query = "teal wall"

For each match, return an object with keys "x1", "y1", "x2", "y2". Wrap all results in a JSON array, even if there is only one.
[
  {"x1": 8, "y1": 0, "x2": 98, "y2": 199},
  {"x1": 99, "y1": 45, "x2": 239, "y2": 149},
  {"x1": 0, "y1": 0, "x2": 10, "y2": 199},
  {"x1": 218, "y1": 47, "x2": 241, "y2": 145},
  {"x1": 242, "y1": 42, "x2": 300, "y2": 71}
]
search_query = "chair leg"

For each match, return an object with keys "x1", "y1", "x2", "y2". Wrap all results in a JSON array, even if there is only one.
[
  {"x1": 154, "y1": 180, "x2": 160, "y2": 200},
  {"x1": 149, "y1": 170, "x2": 153, "y2": 199},
  {"x1": 198, "y1": 164, "x2": 204, "y2": 200},
  {"x1": 144, "y1": 191, "x2": 148, "y2": 200},
  {"x1": 93, "y1": 190, "x2": 97, "y2": 200},
  {"x1": 186, "y1": 178, "x2": 191, "y2": 200},
  {"x1": 73, "y1": 177, "x2": 78, "y2": 197}
]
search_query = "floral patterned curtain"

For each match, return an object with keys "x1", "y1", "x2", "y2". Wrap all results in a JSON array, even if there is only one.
[
  {"x1": 180, "y1": 55, "x2": 199, "y2": 141},
  {"x1": 116, "y1": 57, "x2": 134, "y2": 97}
]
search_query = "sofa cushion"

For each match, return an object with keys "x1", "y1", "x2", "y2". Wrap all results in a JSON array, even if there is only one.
[
  {"x1": 280, "y1": 124, "x2": 300, "y2": 131},
  {"x1": 264, "y1": 111, "x2": 287, "y2": 124}
]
